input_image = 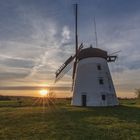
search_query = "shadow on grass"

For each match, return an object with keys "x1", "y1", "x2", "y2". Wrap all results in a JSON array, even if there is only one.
[
  {"x1": 62, "y1": 105, "x2": 140, "y2": 123},
  {"x1": 0, "y1": 104, "x2": 140, "y2": 140}
]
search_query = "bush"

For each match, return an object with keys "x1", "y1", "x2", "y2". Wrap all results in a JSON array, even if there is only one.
[
  {"x1": 0, "y1": 95, "x2": 11, "y2": 101},
  {"x1": 135, "y1": 89, "x2": 140, "y2": 99}
]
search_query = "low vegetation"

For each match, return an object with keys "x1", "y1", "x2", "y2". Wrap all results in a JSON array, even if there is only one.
[
  {"x1": 135, "y1": 88, "x2": 140, "y2": 99},
  {"x1": 0, "y1": 97, "x2": 140, "y2": 140},
  {"x1": 0, "y1": 95, "x2": 11, "y2": 101}
]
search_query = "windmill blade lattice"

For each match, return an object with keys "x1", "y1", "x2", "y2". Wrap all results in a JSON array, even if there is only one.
[{"x1": 55, "y1": 55, "x2": 75, "y2": 82}]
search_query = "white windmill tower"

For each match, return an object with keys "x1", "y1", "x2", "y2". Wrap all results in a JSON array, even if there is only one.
[{"x1": 55, "y1": 4, "x2": 119, "y2": 106}]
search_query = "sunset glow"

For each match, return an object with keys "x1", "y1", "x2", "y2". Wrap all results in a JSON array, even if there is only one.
[
  {"x1": 39, "y1": 89, "x2": 48, "y2": 97},
  {"x1": 0, "y1": 0, "x2": 140, "y2": 98}
]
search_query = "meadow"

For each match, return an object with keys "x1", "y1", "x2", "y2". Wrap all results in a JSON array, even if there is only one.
[{"x1": 0, "y1": 97, "x2": 140, "y2": 140}]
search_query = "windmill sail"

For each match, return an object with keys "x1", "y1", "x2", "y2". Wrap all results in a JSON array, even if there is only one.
[
  {"x1": 55, "y1": 55, "x2": 75, "y2": 82},
  {"x1": 55, "y1": 43, "x2": 83, "y2": 82}
]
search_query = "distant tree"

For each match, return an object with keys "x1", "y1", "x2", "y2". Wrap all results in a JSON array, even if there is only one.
[
  {"x1": 0, "y1": 95, "x2": 11, "y2": 101},
  {"x1": 135, "y1": 89, "x2": 140, "y2": 99}
]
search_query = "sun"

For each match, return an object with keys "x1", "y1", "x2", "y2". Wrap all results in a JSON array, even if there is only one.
[{"x1": 39, "y1": 89, "x2": 48, "y2": 97}]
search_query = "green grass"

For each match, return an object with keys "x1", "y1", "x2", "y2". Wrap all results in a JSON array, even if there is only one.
[{"x1": 0, "y1": 98, "x2": 140, "y2": 140}]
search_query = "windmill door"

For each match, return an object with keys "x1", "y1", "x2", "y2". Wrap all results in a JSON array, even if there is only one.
[{"x1": 81, "y1": 95, "x2": 86, "y2": 106}]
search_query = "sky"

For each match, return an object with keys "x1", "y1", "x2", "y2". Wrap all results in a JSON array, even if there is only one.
[{"x1": 0, "y1": 0, "x2": 140, "y2": 98}]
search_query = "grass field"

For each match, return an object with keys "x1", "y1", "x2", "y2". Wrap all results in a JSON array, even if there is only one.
[{"x1": 0, "y1": 98, "x2": 140, "y2": 140}]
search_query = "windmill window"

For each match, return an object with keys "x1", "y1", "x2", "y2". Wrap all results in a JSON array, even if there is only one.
[
  {"x1": 102, "y1": 95, "x2": 106, "y2": 100},
  {"x1": 99, "y1": 78, "x2": 104, "y2": 85},
  {"x1": 109, "y1": 85, "x2": 111, "y2": 90},
  {"x1": 97, "y1": 64, "x2": 101, "y2": 70}
]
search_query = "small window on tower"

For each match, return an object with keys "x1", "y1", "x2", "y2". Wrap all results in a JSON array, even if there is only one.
[
  {"x1": 109, "y1": 85, "x2": 111, "y2": 90},
  {"x1": 97, "y1": 64, "x2": 101, "y2": 70},
  {"x1": 99, "y1": 78, "x2": 104, "y2": 85},
  {"x1": 102, "y1": 95, "x2": 106, "y2": 100}
]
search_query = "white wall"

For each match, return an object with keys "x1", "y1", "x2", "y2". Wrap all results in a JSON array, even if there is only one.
[{"x1": 71, "y1": 57, "x2": 119, "y2": 106}]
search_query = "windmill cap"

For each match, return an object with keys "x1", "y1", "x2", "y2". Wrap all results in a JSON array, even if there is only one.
[{"x1": 78, "y1": 47, "x2": 108, "y2": 60}]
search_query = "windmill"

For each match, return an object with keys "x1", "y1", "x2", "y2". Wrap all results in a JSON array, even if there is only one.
[{"x1": 55, "y1": 4, "x2": 119, "y2": 106}]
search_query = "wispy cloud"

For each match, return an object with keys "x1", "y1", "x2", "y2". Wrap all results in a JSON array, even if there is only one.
[
  {"x1": 23, "y1": 16, "x2": 73, "y2": 78},
  {"x1": 0, "y1": 0, "x2": 140, "y2": 97},
  {"x1": 0, "y1": 86, "x2": 71, "y2": 91}
]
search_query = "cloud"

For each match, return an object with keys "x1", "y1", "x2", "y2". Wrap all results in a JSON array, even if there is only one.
[
  {"x1": 0, "y1": 56, "x2": 34, "y2": 69},
  {"x1": 0, "y1": 0, "x2": 140, "y2": 97},
  {"x1": 0, "y1": 6, "x2": 73, "y2": 83},
  {"x1": 0, "y1": 1, "x2": 75, "y2": 84},
  {"x1": 25, "y1": 19, "x2": 72, "y2": 78},
  {"x1": 61, "y1": 26, "x2": 71, "y2": 43},
  {"x1": 0, "y1": 72, "x2": 28, "y2": 80},
  {"x1": 0, "y1": 86, "x2": 71, "y2": 91}
]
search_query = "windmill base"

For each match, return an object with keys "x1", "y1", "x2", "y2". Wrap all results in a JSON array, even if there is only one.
[{"x1": 71, "y1": 95, "x2": 119, "y2": 107}]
